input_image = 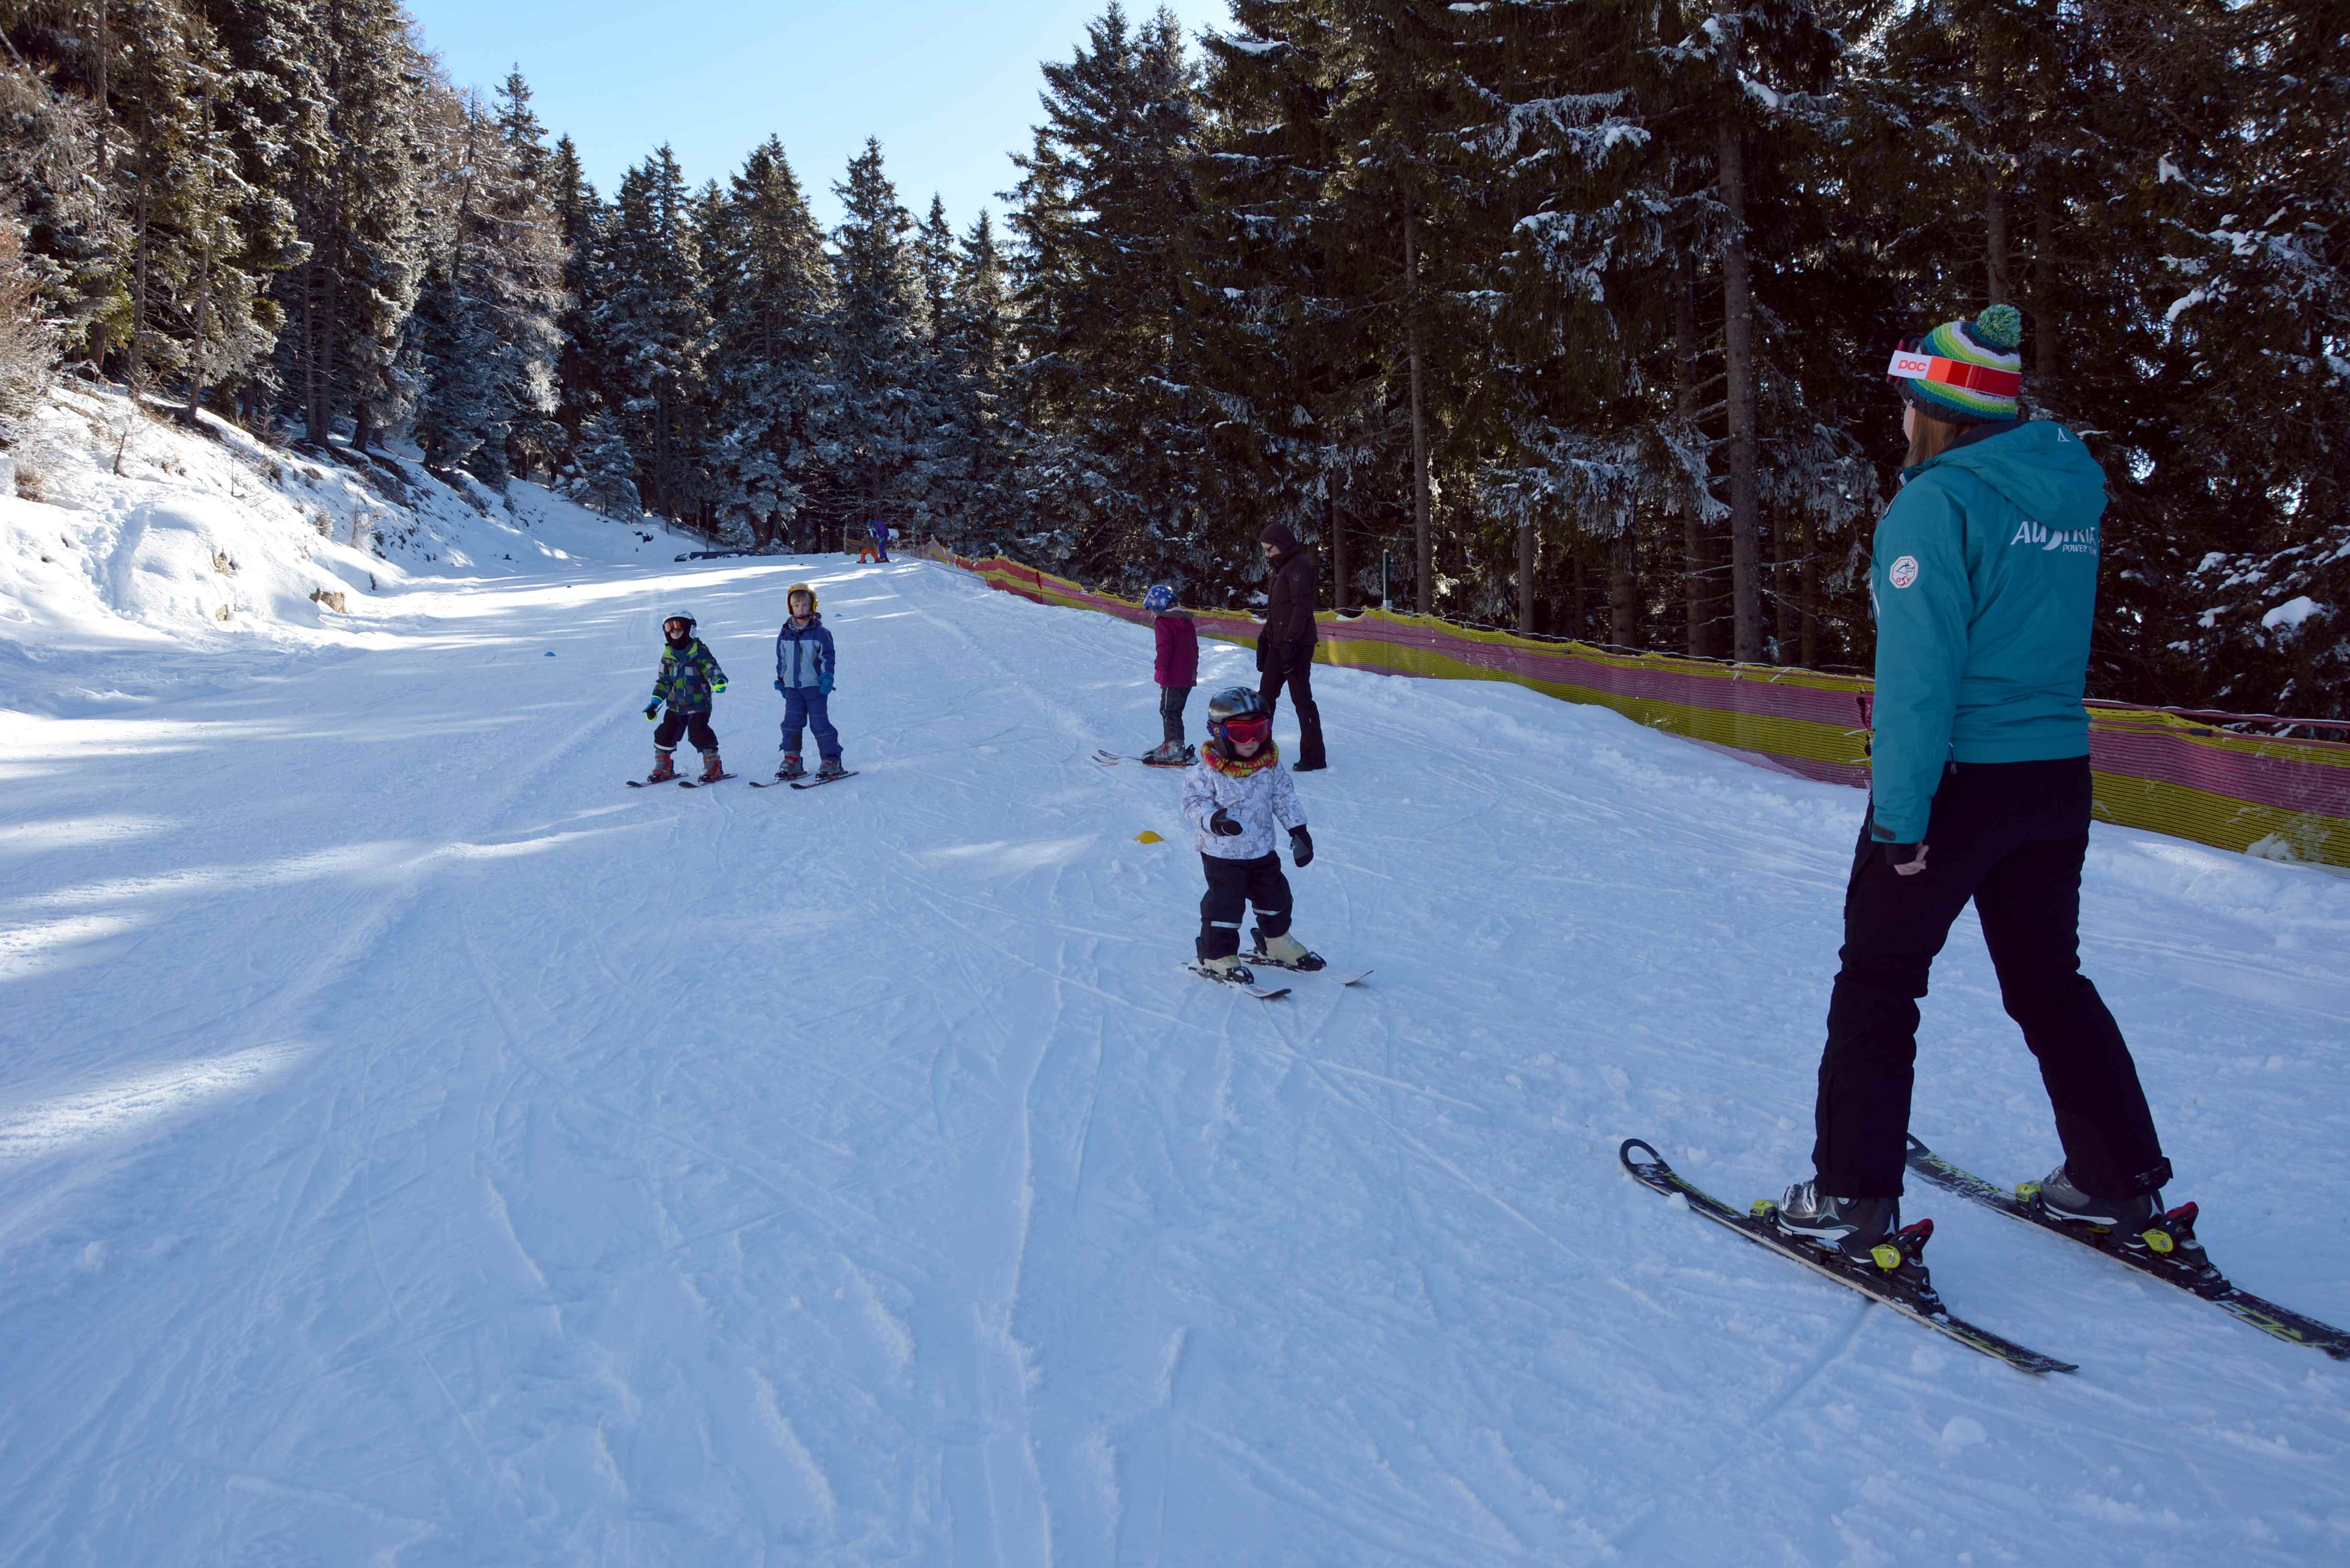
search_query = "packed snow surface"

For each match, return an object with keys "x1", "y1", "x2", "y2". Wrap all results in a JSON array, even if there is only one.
[{"x1": 4, "y1": 545, "x2": 2349, "y2": 1563}]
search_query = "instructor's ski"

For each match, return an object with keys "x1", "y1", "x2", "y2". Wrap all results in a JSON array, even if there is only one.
[
  {"x1": 1183, "y1": 964, "x2": 1289, "y2": 1000},
  {"x1": 1619, "y1": 1139, "x2": 2077, "y2": 1375},
  {"x1": 1904, "y1": 1136, "x2": 2350, "y2": 1361},
  {"x1": 1093, "y1": 748, "x2": 1192, "y2": 769}
]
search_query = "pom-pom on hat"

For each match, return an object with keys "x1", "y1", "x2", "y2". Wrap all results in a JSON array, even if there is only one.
[{"x1": 1886, "y1": 303, "x2": 2024, "y2": 423}]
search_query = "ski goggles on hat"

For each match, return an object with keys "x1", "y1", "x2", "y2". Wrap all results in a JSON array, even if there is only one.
[
  {"x1": 1885, "y1": 337, "x2": 2022, "y2": 398},
  {"x1": 1218, "y1": 713, "x2": 1273, "y2": 748}
]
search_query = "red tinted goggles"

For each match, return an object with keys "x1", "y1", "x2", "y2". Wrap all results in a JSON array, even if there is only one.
[{"x1": 1220, "y1": 713, "x2": 1273, "y2": 746}]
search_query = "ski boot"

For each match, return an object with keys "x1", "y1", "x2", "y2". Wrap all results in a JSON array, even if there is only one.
[
  {"x1": 698, "y1": 750, "x2": 727, "y2": 785},
  {"x1": 1766, "y1": 1179, "x2": 1902, "y2": 1264},
  {"x1": 2022, "y1": 1164, "x2": 2193, "y2": 1254},
  {"x1": 817, "y1": 756, "x2": 848, "y2": 781},
  {"x1": 1143, "y1": 740, "x2": 1192, "y2": 765},
  {"x1": 1249, "y1": 929, "x2": 1326, "y2": 971},
  {"x1": 775, "y1": 753, "x2": 806, "y2": 782},
  {"x1": 1197, "y1": 954, "x2": 1257, "y2": 986},
  {"x1": 644, "y1": 748, "x2": 678, "y2": 785}
]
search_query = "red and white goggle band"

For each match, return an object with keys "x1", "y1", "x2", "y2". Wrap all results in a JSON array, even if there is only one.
[{"x1": 1886, "y1": 348, "x2": 2021, "y2": 398}]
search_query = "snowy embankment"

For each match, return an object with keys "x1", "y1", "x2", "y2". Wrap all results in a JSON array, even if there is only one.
[{"x1": 2, "y1": 505, "x2": 2347, "y2": 1562}]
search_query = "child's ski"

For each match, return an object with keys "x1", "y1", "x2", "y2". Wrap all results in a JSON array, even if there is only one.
[
  {"x1": 1619, "y1": 1139, "x2": 2077, "y2": 1375},
  {"x1": 676, "y1": 773, "x2": 736, "y2": 789},
  {"x1": 1245, "y1": 954, "x2": 1370, "y2": 985},
  {"x1": 1183, "y1": 964, "x2": 1289, "y2": 1000},
  {"x1": 789, "y1": 770, "x2": 858, "y2": 790},
  {"x1": 1904, "y1": 1136, "x2": 2350, "y2": 1361}
]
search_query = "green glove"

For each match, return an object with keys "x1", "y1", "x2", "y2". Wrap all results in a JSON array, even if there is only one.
[{"x1": 713, "y1": 681, "x2": 728, "y2": 695}]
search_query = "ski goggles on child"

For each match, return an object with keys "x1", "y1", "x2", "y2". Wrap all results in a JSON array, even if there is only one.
[
  {"x1": 1217, "y1": 713, "x2": 1273, "y2": 748},
  {"x1": 1885, "y1": 337, "x2": 2021, "y2": 399}
]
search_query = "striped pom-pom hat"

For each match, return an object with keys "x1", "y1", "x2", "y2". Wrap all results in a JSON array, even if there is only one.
[{"x1": 1885, "y1": 303, "x2": 2024, "y2": 423}]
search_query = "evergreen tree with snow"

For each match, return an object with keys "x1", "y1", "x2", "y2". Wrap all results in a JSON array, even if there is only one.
[
  {"x1": 708, "y1": 136, "x2": 835, "y2": 550},
  {"x1": 826, "y1": 137, "x2": 931, "y2": 538},
  {"x1": 594, "y1": 144, "x2": 712, "y2": 521}
]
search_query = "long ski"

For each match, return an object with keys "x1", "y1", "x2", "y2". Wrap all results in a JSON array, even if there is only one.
[
  {"x1": 1183, "y1": 964, "x2": 1288, "y2": 1000},
  {"x1": 1904, "y1": 1136, "x2": 2349, "y2": 1361},
  {"x1": 1619, "y1": 1139, "x2": 2076, "y2": 1375}
]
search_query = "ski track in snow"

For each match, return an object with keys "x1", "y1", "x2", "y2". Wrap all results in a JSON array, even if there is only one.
[{"x1": 3, "y1": 552, "x2": 2348, "y2": 1565}]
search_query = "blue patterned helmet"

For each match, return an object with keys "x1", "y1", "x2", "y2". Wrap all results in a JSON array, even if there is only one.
[{"x1": 1144, "y1": 583, "x2": 1175, "y2": 614}]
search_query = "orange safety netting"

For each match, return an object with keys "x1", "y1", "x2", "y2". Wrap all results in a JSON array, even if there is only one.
[{"x1": 917, "y1": 544, "x2": 2350, "y2": 869}]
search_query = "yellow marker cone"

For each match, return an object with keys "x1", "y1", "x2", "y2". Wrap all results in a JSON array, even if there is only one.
[{"x1": 1135, "y1": 831, "x2": 1164, "y2": 844}]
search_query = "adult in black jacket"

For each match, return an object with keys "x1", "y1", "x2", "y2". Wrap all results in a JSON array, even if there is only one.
[{"x1": 1256, "y1": 522, "x2": 1327, "y2": 770}]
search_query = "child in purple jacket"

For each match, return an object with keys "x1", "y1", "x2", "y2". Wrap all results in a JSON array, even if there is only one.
[{"x1": 1144, "y1": 583, "x2": 1198, "y2": 765}]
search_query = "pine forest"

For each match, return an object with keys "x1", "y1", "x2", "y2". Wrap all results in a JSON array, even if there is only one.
[{"x1": 1, "y1": 1, "x2": 2343, "y2": 716}]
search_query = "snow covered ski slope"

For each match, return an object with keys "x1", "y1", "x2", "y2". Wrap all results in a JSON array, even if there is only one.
[{"x1": 3, "y1": 551, "x2": 2348, "y2": 1565}]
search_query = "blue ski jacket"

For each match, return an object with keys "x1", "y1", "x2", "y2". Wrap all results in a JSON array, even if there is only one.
[
  {"x1": 1867, "y1": 420, "x2": 2107, "y2": 845},
  {"x1": 775, "y1": 613, "x2": 836, "y2": 691}
]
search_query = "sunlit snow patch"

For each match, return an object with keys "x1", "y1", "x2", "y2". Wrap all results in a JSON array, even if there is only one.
[{"x1": 0, "y1": 1042, "x2": 306, "y2": 1164}]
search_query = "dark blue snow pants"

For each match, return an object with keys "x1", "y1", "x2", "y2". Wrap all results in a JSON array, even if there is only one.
[{"x1": 778, "y1": 688, "x2": 840, "y2": 761}]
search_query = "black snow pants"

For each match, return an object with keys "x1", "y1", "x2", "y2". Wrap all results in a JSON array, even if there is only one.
[
  {"x1": 654, "y1": 706, "x2": 718, "y2": 754},
  {"x1": 1160, "y1": 684, "x2": 1192, "y2": 746},
  {"x1": 1257, "y1": 640, "x2": 1326, "y2": 769},
  {"x1": 1813, "y1": 755, "x2": 2171, "y2": 1201},
  {"x1": 1197, "y1": 852, "x2": 1293, "y2": 962}
]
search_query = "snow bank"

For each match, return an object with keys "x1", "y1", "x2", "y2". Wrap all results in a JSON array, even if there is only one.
[{"x1": 0, "y1": 382, "x2": 694, "y2": 686}]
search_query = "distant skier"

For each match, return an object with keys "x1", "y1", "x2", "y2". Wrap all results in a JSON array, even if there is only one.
[
  {"x1": 1181, "y1": 687, "x2": 1321, "y2": 984},
  {"x1": 1255, "y1": 522, "x2": 1326, "y2": 771},
  {"x1": 1771, "y1": 303, "x2": 2174, "y2": 1261},
  {"x1": 640, "y1": 612, "x2": 728, "y2": 784},
  {"x1": 858, "y1": 519, "x2": 891, "y2": 563},
  {"x1": 1143, "y1": 582, "x2": 1198, "y2": 765},
  {"x1": 771, "y1": 581, "x2": 846, "y2": 782}
]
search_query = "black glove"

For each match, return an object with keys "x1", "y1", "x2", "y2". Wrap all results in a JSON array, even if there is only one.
[
  {"x1": 643, "y1": 702, "x2": 660, "y2": 721},
  {"x1": 1208, "y1": 808, "x2": 1243, "y2": 837},
  {"x1": 1289, "y1": 825, "x2": 1314, "y2": 867}
]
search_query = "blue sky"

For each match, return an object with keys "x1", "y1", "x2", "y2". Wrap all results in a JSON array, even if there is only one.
[{"x1": 405, "y1": 0, "x2": 1235, "y2": 235}]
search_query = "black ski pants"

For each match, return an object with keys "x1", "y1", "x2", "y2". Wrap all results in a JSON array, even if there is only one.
[
  {"x1": 1160, "y1": 684, "x2": 1192, "y2": 746},
  {"x1": 1257, "y1": 639, "x2": 1326, "y2": 768},
  {"x1": 1814, "y1": 755, "x2": 2170, "y2": 1201},
  {"x1": 1198, "y1": 852, "x2": 1293, "y2": 962},
  {"x1": 654, "y1": 706, "x2": 718, "y2": 754}
]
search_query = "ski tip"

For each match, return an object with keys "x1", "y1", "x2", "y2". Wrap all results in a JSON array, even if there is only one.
[
  {"x1": 1619, "y1": 1137, "x2": 1663, "y2": 1170},
  {"x1": 1904, "y1": 1133, "x2": 1932, "y2": 1157}
]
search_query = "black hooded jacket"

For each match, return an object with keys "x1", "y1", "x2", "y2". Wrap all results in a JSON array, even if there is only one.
[{"x1": 1258, "y1": 523, "x2": 1319, "y2": 650}]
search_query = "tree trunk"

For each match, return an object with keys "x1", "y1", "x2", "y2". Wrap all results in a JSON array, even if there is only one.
[
  {"x1": 1800, "y1": 527, "x2": 1821, "y2": 669},
  {"x1": 1518, "y1": 517, "x2": 1537, "y2": 634},
  {"x1": 2032, "y1": 190, "x2": 2057, "y2": 382},
  {"x1": 127, "y1": 186, "x2": 149, "y2": 394},
  {"x1": 1987, "y1": 176, "x2": 2012, "y2": 306},
  {"x1": 1608, "y1": 530, "x2": 1636, "y2": 647},
  {"x1": 1773, "y1": 511, "x2": 1799, "y2": 661},
  {"x1": 1675, "y1": 251, "x2": 1708, "y2": 658},
  {"x1": 1404, "y1": 203, "x2": 1433, "y2": 617},
  {"x1": 1570, "y1": 541, "x2": 1586, "y2": 640},
  {"x1": 1329, "y1": 493, "x2": 1347, "y2": 611},
  {"x1": 91, "y1": 1, "x2": 109, "y2": 173},
  {"x1": 1718, "y1": 116, "x2": 1762, "y2": 663}
]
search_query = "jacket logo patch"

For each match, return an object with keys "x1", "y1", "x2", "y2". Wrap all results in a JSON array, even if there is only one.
[{"x1": 1888, "y1": 555, "x2": 1920, "y2": 590}]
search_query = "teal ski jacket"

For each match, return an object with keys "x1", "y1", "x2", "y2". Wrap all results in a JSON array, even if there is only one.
[{"x1": 1866, "y1": 420, "x2": 2108, "y2": 845}]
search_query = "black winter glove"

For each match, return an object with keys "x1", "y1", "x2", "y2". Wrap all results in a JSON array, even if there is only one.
[
  {"x1": 1289, "y1": 825, "x2": 1314, "y2": 867},
  {"x1": 1208, "y1": 808, "x2": 1244, "y2": 838}
]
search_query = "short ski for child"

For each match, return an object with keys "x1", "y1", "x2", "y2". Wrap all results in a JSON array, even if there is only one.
[
  {"x1": 1183, "y1": 964, "x2": 1289, "y2": 1000},
  {"x1": 677, "y1": 773, "x2": 736, "y2": 789},
  {"x1": 789, "y1": 770, "x2": 857, "y2": 791},
  {"x1": 1245, "y1": 951, "x2": 1369, "y2": 985},
  {"x1": 1903, "y1": 1136, "x2": 2350, "y2": 1361},
  {"x1": 1619, "y1": 1139, "x2": 2077, "y2": 1375}
]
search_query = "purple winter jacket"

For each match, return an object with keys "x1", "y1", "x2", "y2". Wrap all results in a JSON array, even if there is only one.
[{"x1": 1154, "y1": 613, "x2": 1199, "y2": 688}]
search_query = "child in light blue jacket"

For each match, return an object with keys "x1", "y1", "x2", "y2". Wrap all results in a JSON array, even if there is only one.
[{"x1": 771, "y1": 582, "x2": 844, "y2": 781}]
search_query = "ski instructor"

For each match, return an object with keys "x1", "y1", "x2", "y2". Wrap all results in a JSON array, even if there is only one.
[
  {"x1": 1255, "y1": 522, "x2": 1327, "y2": 771},
  {"x1": 1771, "y1": 303, "x2": 2174, "y2": 1259}
]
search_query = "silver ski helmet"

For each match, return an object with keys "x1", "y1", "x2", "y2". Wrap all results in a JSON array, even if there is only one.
[
  {"x1": 1206, "y1": 685, "x2": 1271, "y2": 751},
  {"x1": 662, "y1": 612, "x2": 697, "y2": 642}
]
